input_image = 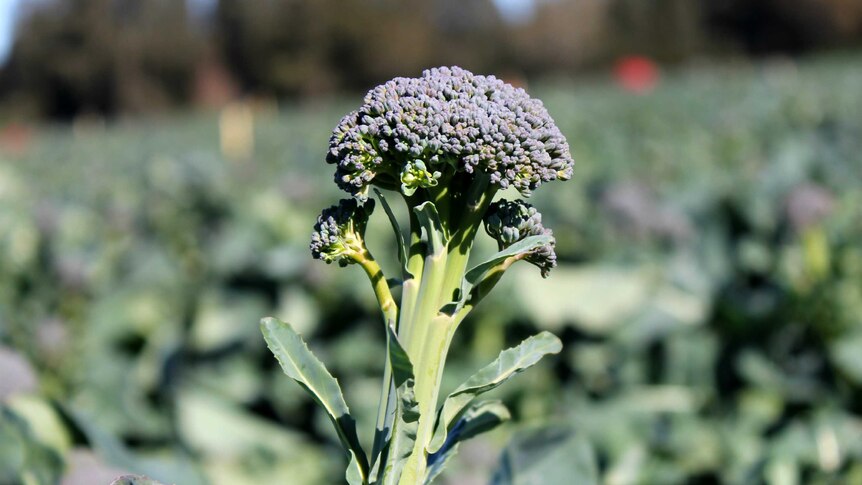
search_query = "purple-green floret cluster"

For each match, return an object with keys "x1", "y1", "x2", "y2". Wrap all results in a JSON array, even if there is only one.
[
  {"x1": 484, "y1": 199, "x2": 557, "y2": 278},
  {"x1": 326, "y1": 66, "x2": 574, "y2": 198},
  {"x1": 310, "y1": 198, "x2": 375, "y2": 266}
]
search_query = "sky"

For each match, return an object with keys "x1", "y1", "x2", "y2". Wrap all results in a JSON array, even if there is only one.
[
  {"x1": 0, "y1": 0, "x2": 19, "y2": 65},
  {"x1": 494, "y1": 0, "x2": 536, "y2": 23},
  {"x1": 0, "y1": 0, "x2": 537, "y2": 66}
]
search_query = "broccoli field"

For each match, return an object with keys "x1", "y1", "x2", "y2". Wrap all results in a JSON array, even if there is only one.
[{"x1": 2, "y1": 55, "x2": 862, "y2": 484}]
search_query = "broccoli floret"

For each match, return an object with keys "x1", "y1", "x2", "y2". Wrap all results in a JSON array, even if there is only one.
[
  {"x1": 327, "y1": 66, "x2": 574, "y2": 199},
  {"x1": 484, "y1": 199, "x2": 557, "y2": 278},
  {"x1": 310, "y1": 198, "x2": 375, "y2": 266}
]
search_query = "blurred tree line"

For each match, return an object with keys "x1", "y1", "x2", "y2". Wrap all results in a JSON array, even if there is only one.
[{"x1": 1, "y1": 0, "x2": 861, "y2": 120}]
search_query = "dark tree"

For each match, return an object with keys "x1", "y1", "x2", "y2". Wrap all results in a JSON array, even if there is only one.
[{"x1": 0, "y1": 0, "x2": 202, "y2": 120}]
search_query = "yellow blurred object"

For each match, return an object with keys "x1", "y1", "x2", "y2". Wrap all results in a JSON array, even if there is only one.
[
  {"x1": 219, "y1": 102, "x2": 255, "y2": 162},
  {"x1": 6, "y1": 394, "x2": 72, "y2": 453},
  {"x1": 802, "y1": 227, "x2": 830, "y2": 285}
]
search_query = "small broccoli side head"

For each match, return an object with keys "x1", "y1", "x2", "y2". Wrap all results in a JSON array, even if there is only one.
[
  {"x1": 310, "y1": 198, "x2": 375, "y2": 267},
  {"x1": 295, "y1": 66, "x2": 574, "y2": 485}
]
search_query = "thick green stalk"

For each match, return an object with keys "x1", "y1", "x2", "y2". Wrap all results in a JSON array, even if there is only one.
[
  {"x1": 374, "y1": 196, "x2": 427, "y2": 478},
  {"x1": 439, "y1": 178, "x2": 496, "y2": 311},
  {"x1": 377, "y1": 260, "x2": 421, "y2": 470},
  {"x1": 398, "y1": 203, "x2": 426, "y2": 344},
  {"x1": 397, "y1": 179, "x2": 497, "y2": 483},
  {"x1": 372, "y1": 174, "x2": 499, "y2": 483},
  {"x1": 399, "y1": 314, "x2": 456, "y2": 485},
  {"x1": 397, "y1": 208, "x2": 452, "y2": 483},
  {"x1": 408, "y1": 251, "x2": 448, "y2": 349}
]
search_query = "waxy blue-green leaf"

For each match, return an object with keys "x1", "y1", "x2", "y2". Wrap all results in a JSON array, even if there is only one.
[
  {"x1": 375, "y1": 188, "x2": 412, "y2": 279},
  {"x1": 381, "y1": 327, "x2": 420, "y2": 485},
  {"x1": 428, "y1": 332, "x2": 561, "y2": 454},
  {"x1": 260, "y1": 317, "x2": 369, "y2": 481},
  {"x1": 0, "y1": 406, "x2": 63, "y2": 485},
  {"x1": 424, "y1": 401, "x2": 510, "y2": 484},
  {"x1": 491, "y1": 426, "x2": 598, "y2": 485},
  {"x1": 346, "y1": 451, "x2": 365, "y2": 485},
  {"x1": 63, "y1": 406, "x2": 204, "y2": 485},
  {"x1": 423, "y1": 443, "x2": 459, "y2": 485}
]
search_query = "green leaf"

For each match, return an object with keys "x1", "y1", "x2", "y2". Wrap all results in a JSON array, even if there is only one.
[
  {"x1": 381, "y1": 327, "x2": 420, "y2": 485},
  {"x1": 346, "y1": 451, "x2": 365, "y2": 485},
  {"x1": 464, "y1": 234, "x2": 554, "y2": 286},
  {"x1": 424, "y1": 401, "x2": 510, "y2": 484},
  {"x1": 0, "y1": 406, "x2": 63, "y2": 485},
  {"x1": 63, "y1": 406, "x2": 205, "y2": 485},
  {"x1": 442, "y1": 400, "x2": 510, "y2": 446},
  {"x1": 370, "y1": 325, "x2": 407, "y2": 482},
  {"x1": 5, "y1": 394, "x2": 71, "y2": 455},
  {"x1": 423, "y1": 443, "x2": 458, "y2": 485},
  {"x1": 491, "y1": 426, "x2": 597, "y2": 485},
  {"x1": 831, "y1": 331, "x2": 862, "y2": 385},
  {"x1": 375, "y1": 188, "x2": 412, "y2": 279},
  {"x1": 509, "y1": 264, "x2": 654, "y2": 334},
  {"x1": 413, "y1": 202, "x2": 446, "y2": 257},
  {"x1": 110, "y1": 476, "x2": 168, "y2": 485},
  {"x1": 442, "y1": 235, "x2": 554, "y2": 315},
  {"x1": 427, "y1": 332, "x2": 562, "y2": 454},
  {"x1": 260, "y1": 317, "x2": 369, "y2": 482}
]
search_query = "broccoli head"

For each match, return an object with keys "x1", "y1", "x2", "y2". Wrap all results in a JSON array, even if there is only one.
[{"x1": 327, "y1": 66, "x2": 574, "y2": 199}]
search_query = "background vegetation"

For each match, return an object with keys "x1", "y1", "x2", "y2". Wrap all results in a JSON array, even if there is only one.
[
  {"x1": 2, "y1": 0, "x2": 862, "y2": 120},
  {"x1": 2, "y1": 53, "x2": 861, "y2": 483}
]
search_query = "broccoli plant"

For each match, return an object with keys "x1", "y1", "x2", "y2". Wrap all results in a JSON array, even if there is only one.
[{"x1": 261, "y1": 66, "x2": 574, "y2": 484}]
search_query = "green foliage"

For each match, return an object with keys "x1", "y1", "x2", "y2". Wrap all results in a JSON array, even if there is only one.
[
  {"x1": 0, "y1": 406, "x2": 63, "y2": 485},
  {"x1": 378, "y1": 328, "x2": 419, "y2": 484},
  {"x1": 426, "y1": 400, "x2": 510, "y2": 484},
  {"x1": 428, "y1": 332, "x2": 561, "y2": 454},
  {"x1": 491, "y1": 426, "x2": 598, "y2": 485}
]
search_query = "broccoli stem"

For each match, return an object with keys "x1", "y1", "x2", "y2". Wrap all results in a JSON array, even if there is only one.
[
  {"x1": 356, "y1": 253, "x2": 398, "y2": 324},
  {"x1": 372, "y1": 194, "x2": 426, "y2": 475},
  {"x1": 356, "y1": 252, "x2": 400, "y2": 474},
  {"x1": 400, "y1": 314, "x2": 456, "y2": 485},
  {"x1": 440, "y1": 177, "x2": 495, "y2": 310},
  {"x1": 392, "y1": 218, "x2": 448, "y2": 481},
  {"x1": 395, "y1": 175, "x2": 497, "y2": 483},
  {"x1": 398, "y1": 194, "x2": 427, "y2": 337}
]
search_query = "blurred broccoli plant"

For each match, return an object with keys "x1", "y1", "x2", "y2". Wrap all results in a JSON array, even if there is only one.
[{"x1": 260, "y1": 67, "x2": 573, "y2": 484}]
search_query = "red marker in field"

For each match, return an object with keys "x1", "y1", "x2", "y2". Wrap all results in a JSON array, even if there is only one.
[
  {"x1": 0, "y1": 123, "x2": 33, "y2": 156},
  {"x1": 614, "y1": 56, "x2": 659, "y2": 94}
]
